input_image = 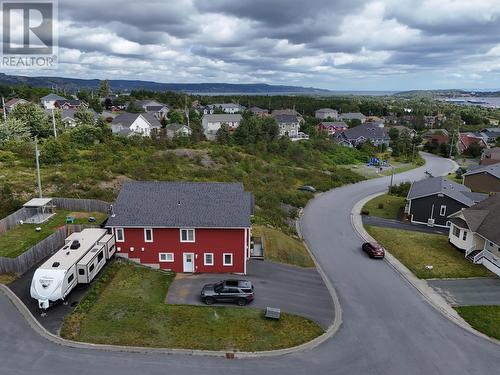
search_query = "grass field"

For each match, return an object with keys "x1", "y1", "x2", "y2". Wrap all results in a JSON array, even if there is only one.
[
  {"x1": 365, "y1": 226, "x2": 494, "y2": 279},
  {"x1": 61, "y1": 260, "x2": 324, "y2": 351},
  {"x1": 362, "y1": 194, "x2": 406, "y2": 219},
  {"x1": 252, "y1": 225, "x2": 315, "y2": 267},
  {"x1": 455, "y1": 306, "x2": 500, "y2": 341},
  {"x1": 0, "y1": 210, "x2": 107, "y2": 258}
]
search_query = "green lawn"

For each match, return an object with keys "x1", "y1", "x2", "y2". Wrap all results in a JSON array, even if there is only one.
[
  {"x1": 455, "y1": 306, "x2": 500, "y2": 341},
  {"x1": 61, "y1": 260, "x2": 324, "y2": 351},
  {"x1": 362, "y1": 194, "x2": 406, "y2": 219},
  {"x1": 365, "y1": 226, "x2": 494, "y2": 279},
  {"x1": 252, "y1": 225, "x2": 315, "y2": 267},
  {"x1": 0, "y1": 210, "x2": 107, "y2": 258},
  {"x1": 345, "y1": 160, "x2": 419, "y2": 179}
]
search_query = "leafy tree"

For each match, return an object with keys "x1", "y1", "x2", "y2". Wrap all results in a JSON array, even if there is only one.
[
  {"x1": 216, "y1": 124, "x2": 231, "y2": 144},
  {"x1": 126, "y1": 100, "x2": 144, "y2": 113},
  {"x1": 9, "y1": 102, "x2": 51, "y2": 138},
  {"x1": 169, "y1": 110, "x2": 184, "y2": 124},
  {"x1": 388, "y1": 128, "x2": 399, "y2": 140},
  {"x1": 98, "y1": 79, "x2": 111, "y2": 98},
  {"x1": 74, "y1": 108, "x2": 95, "y2": 126},
  {"x1": 69, "y1": 125, "x2": 104, "y2": 146},
  {"x1": 40, "y1": 137, "x2": 70, "y2": 164},
  {"x1": 0, "y1": 118, "x2": 31, "y2": 145},
  {"x1": 465, "y1": 142, "x2": 483, "y2": 158},
  {"x1": 88, "y1": 97, "x2": 103, "y2": 113}
]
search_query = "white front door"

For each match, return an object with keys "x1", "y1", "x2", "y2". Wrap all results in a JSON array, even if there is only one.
[{"x1": 183, "y1": 253, "x2": 194, "y2": 273}]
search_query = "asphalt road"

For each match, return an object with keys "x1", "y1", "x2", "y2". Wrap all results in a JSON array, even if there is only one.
[
  {"x1": 429, "y1": 278, "x2": 500, "y2": 306},
  {"x1": 166, "y1": 259, "x2": 334, "y2": 329},
  {"x1": 2, "y1": 152, "x2": 500, "y2": 375}
]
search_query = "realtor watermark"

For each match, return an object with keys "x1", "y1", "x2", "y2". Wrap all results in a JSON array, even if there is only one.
[{"x1": 1, "y1": 0, "x2": 58, "y2": 68}]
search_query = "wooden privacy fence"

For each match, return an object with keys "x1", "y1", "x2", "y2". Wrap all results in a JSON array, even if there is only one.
[
  {"x1": 51, "y1": 197, "x2": 111, "y2": 213},
  {"x1": 0, "y1": 224, "x2": 98, "y2": 274},
  {"x1": 0, "y1": 208, "x2": 32, "y2": 235}
]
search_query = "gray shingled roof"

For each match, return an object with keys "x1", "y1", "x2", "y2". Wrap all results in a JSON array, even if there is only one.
[
  {"x1": 315, "y1": 108, "x2": 337, "y2": 113},
  {"x1": 273, "y1": 114, "x2": 299, "y2": 123},
  {"x1": 341, "y1": 123, "x2": 389, "y2": 141},
  {"x1": 340, "y1": 112, "x2": 366, "y2": 120},
  {"x1": 464, "y1": 163, "x2": 500, "y2": 179},
  {"x1": 457, "y1": 194, "x2": 500, "y2": 245},
  {"x1": 407, "y1": 176, "x2": 487, "y2": 206},
  {"x1": 111, "y1": 112, "x2": 161, "y2": 129},
  {"x1": 106, "y1": 181, "x2": 253, "y2": 228},
  {"x1": 41, "y1": 93, "x2": 66, "y2": 101},
  {"x1": 202, "y1": 114, "x2": 242, "y2": 123}
]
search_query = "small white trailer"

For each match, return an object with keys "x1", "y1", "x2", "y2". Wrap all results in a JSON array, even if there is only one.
[{"x1": 30, "y1": 228, "x2": 111, "y2": 309}]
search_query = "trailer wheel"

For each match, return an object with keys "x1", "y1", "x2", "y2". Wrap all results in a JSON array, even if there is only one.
[{"x1": 204, "y1": 297, "x2": 214, "y2": 305}]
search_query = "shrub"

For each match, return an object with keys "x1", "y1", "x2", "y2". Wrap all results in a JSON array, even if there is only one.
[
  {"x1": 389, "y1": 182, "x2": 411, "y2": 197},
  {"x1": 361, "y1": 209, "x2": 370, "y2": 215},
  {"x1": 378, "y1": 203, "x2": 384, "y2": 209}
]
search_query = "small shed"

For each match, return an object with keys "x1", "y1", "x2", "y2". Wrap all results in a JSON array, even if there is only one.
[{"x1": 23, "y1": 198, "x2": 55, "y2": 224}]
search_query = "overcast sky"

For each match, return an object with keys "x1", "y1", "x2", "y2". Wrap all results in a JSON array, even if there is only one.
[{"x1": 4, "y1": 0, "x2": 500, "y2": 91}]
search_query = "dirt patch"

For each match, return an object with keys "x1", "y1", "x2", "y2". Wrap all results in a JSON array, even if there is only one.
[{"x1": 97, "y1": 175, "x2": 132, "y2": 193}]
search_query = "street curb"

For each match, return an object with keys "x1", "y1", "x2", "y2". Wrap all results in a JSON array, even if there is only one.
[
  {"x1": 351, "y1": 192, "x2": 500, "y2": 347},
  {"x1": 0, "y1": 220, "x2": 341, "y2": 359}
]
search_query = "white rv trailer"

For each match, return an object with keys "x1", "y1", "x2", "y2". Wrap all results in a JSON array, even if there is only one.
[{"x1": 30, "y1": 228, "x2": 109, "y2": 309}]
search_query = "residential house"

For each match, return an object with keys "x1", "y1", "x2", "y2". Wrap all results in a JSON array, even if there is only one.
[
  {"x1": 40, "y1": 93, "x2": 67, "y2": 109},
  {"x1": 423, "y1": 129, "x2": 450, "y2": 145},
  {"x1": 111, "y1": 112, "x2": 161, "y2": 137},
  {"x1": 249, "y1": 106, "x2": 268, "y2": 117},
  {"x1": 206, "y1": 103, "x2": 245, "y2": 114},
  {"x1": 271, "y1": 109, "x2": 304, "y2": 123},
  {"x1": 315, "y1": 108, "x2": 338, "y2": 120},
  {"x1": 406, "y1": 176, "x2": 487, "y2": 228},
  {"x1": 463, "y1": 164, "x2": 500, "y2": 193},
  {"x1": 317, "y1": 121, "x2": 348, "y2": 136},
  {"x1": 202, "y1": 113, "x2": 242, "y2": 140},
  {"x1": 336, "y1": 123, "x2": 390, "y2": 147},
  {"x1": 137, "y1": 100, "x2": 169, "y2": 120},
  {"x1": 54, "y1": 99, "x2": 86, "y2": 110},
  {"x1": 457, "y1": 133, "x2": 488, "y2": 154},
  {"x1": 273, "y1": 114, "x2": 301, "y2": 139},
  {"x1": 480, "y1": 147, "x2": 500, "y2": 165},
  {"x1": 448, "y1": 193, "x2": 500, "y2": 276},
  {"x1": 339, "y1": 112, "x2": 367, "y2": 123},
  {"x1": 388, "y1": 125, "x2": 417, "y2": 138},
  {"x1": 478, "y1": 128, "x2": 500, "y2": 144},
  {"x1": 165, "y1": 123, "x2": 192, "y2": 139},
  {"x1": 106, "y1": 181, "x2": 253, "y2": 274},
  {"x1": 4, "y1": 98, "x2": 28, "y2": 113}
]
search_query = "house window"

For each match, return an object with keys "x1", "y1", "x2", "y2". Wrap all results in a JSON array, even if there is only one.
[
  {"x1": 204, "y1": 253, "x2": 214, "y2": 266},
  {"x1": 144, "y1": 228, "x2": 153, "y2": 242},
  {"x1": 180, "y1": 229, "x2": 195, "y2": 242},
  {"x1": 462, "y1": 231, "x2": 468, "y2": 241},
  {"x1": 439, "y1": 205, "x2": 446, "y2": 216},
  {"x1": 223, "y1": 253, "x2": 233, "y2": 266},
  {"x1": 115, "y1": 228, "x2": 124, "y2": 242},
  {"x1": 159, "y1": 253, "x2": 174, "y2": 262},
  {"x1": 453, "y1": 226, "x2": 460, "y2": 237}
]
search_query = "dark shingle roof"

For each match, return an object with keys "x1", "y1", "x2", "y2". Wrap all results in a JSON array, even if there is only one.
[
  {"x1": 341, "y1": 123, "x2": 389, "y2": 141},
  {"x1": 464, "y1": 163, "x2": 500, "y2": 179},
  {"x1": 273, "y1": 114, "x2": 299, "y2": 123},
  {"x1": 407, "y1": 176, "x2": 487, "y2": 206},
  {"x1": 458, "y1": 194, "x2": 500, "y2": 245},
  {"x1": 106, "y1": 181, "x2": 253, "y2": 228},
  {"x1": 111, "y1": 112, "x2": 161, "y2": 128}
]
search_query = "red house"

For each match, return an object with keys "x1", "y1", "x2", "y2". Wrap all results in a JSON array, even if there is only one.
[
  {"x1": 317, "y1": 121, "x2": 348, "y2": 136},
  {"x1": 106, "y1": 181, "x2": 253, "y2": 274}
]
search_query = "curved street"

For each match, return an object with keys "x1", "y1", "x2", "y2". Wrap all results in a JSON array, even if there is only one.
[{"x1": 1, "y1": 153, "x2": 500, "y2": 374}]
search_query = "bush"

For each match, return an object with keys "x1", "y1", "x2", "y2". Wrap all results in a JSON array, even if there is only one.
[
  {"x1": 361, "y1": 209, "x2": 370, "y2": 215},
  {"x1": 377, "y1": 203, "x2": 384, "y2": 209},
  {"x1": 389, "y1": 182, "x2": 411, "y2": 197}
]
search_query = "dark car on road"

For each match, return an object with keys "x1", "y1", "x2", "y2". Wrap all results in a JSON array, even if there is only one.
[
  {"x1": 201, "y1": 279, "x2": 254, "y2": 306},
  {"x1": 362, "y1": 242, "x2": 385, "y2": 259}
]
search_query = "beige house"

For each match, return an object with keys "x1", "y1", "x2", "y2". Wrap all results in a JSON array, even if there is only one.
[{"x1": 448, "y1": 194, "x2": 500, "y2": 276}]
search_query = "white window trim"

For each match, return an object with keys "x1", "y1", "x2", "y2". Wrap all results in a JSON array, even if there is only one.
[
  {"x1": 439, "y1": 205, "x2": 446, "y2": 216},
  {"x1": 159, "y1": 253, "x2": 174, "y2": 262},
  {"x1": 115, "y1": 228, "x2": 124, "y2": 242},
  {"x1": 180, "y1": 228, "x2": 195, "y2": 243},
  {"x1": 462, "y1": 231, "x2": 468, "y2": 241},
  {"x1": 223, "y1": 253, "x2": 233, "y2": 266},
  {"x1": 204, "y1": 253, "x2": 214, "y2": 266},
  {"x1": 144, "y1": 228, "x2": 153, "y2": 243}
]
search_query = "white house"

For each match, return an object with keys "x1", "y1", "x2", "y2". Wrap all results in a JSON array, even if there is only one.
[
  {"x1": 40, "y1": 94, "x2": 67, "y2": 109},
  {"x1": 111, "y1": 112, "x2": 161, "y2": 137},
  {"x1": 165, "y1": 123, "x2": 192, "y2": 139},
  {"x1": 202, "y1": 114, "x2": 242, "y2": 140},
  {"x1": 448, "y1": 194, "x2": 500, "y2": 276},
  {"x1": 315, "y1": 108, "x2": 338, "y2": 120}
]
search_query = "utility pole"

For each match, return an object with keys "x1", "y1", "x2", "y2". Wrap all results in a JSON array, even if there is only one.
[
  {"x1": 51, "y1": 108, "x2": 57, "y2": 138},
  {"x1": 389, "y1": 165, "x2": 395, "y2": 192},
  {"x1": 35, "y1": 137, "x2": 43, "y2": 198},
  {"x1": 1, "y1": 97, "x2": 6, "y2": 121}
]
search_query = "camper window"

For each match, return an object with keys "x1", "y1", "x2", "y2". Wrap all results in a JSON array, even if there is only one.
[
  {"x1": 89, "y1": 264, "x2": 95, "y2": 272},
  {"x1": 78, "y1": 269, "x2": 85, "y2": 275},
  {"x1": 97, "y1": 251, "x2": 104, "y2": 262},
  {"x1": 68, "y1": 274, "x2": 74, "y2": 283},
  {"x1": 52, "y1": 262, "x2": 60, "y2": 268}
]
